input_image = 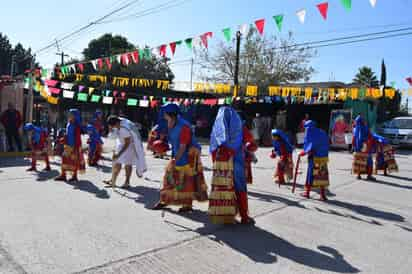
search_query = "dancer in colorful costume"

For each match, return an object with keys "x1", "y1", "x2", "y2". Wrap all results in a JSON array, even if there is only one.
[
  {"x1": 372, "y1": 133, "x2": 398, "y2": 175},
  {"x1": 86, "y1": 124, "x2": 103, "y2": 166},
  {"x1": 352, "y1": 115, "x2": 376, "y2": 181},
  {"x1": 91, "y1": 110, "x2": 105, "y2": 136},
  {"x1": 54, "y1": 128, "x2": 66, "y2": 157},
  {"x1": 55, "y1": 109, "x2": 85, "y2": 182},
  {"x1": 208, "y1": 106, "x2": 255, "y2": 224},
  {"x1": 270, "y1": 129, "x2": 294, "y2": 186},
  {"x1": 242, "y1": 118, "x2": 258, "y2": 185},
  {"x1": 299, "y1": 120, "x2": 329, "y2": 201},
  {"x1": 152, "y1": 103, "x2": 208, "y2": 212},
  {"x1": 24, "y1": 123, "x2": 51, "y2": 172},
  {"x1": 147, "y1": 124, "x2": 169, "y2": 158}
]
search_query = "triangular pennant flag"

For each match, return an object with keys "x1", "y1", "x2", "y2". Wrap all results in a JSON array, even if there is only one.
[
  {"x1": 296, "y1": 9, "x2": 306, "y2": 24},
  {"x1": 222, "y1": 27, "x2": 231, "y2": 42},
  {"x1": 200, "y1": 32, "x2": 213, "y2": 48},
  {"x1": 390, "y1": 81, "x2": 396, "y2": 88},
  {"x1": 341, "y1": 0, "x2": 351, "y2": 11},
  {"x1": 97, "y1": 59, "x2": 103, "y2": 70},
  {"x1": 144, "y1": 48, "x2": 151, "y2": 60},
  {"x1": 370, "y1": 0, "x2": 377, "y2": 7},
  {"x1": 88, "y1": 87, "x2": 95, "y2": 95},
  {"x1": 121, "y1": 91, "x2": 126, "y2": 99},
  {"x1": 254, "y1": 19, "x2": 265, "y2": 35},
  {"x1": 185, "y1": 38, "x2": 193, "y2": 49},
  {"x1": 159, "y1": 45, "x2": 167, "y2": 57},
  {"x1": 130, "y1": 51, "x2": 138, "y2": 64},
  {"x1": 273, "y1": 15, "x2": 284, "y2": 31},
  {"x1": 169, "y1": 42, "x2": 177, "y2": 56},
  {"x1": 77, "y1": 63, "x2": 84, "y2": 73},
  {"x1": 121, "y1": 54, "x2": 129, "y2": 66},
  {"x1": 69, "y1": 65, "x2": 76, "y2": 73},
  {"x1": 239, "y1": 24, "x2": 250, "y2": 35},
  {"x1": 406, "y1": 77, "x2": 412, "y2": 86},
  {"x1": 175, "y1": 40, "x2": 182, "y2": 46},
  {"x1": 105, "y1": 58, "x2": 112, "y2": 70},
  {"x1": 116, "y1": 55, "x2": 121, "y2": 64},
  {"x1": 91, "y1": 60, "x2": 97, "y2": 70},
  {"x1": 317, "y1": 2, "x2": 329, "y2": 20}
]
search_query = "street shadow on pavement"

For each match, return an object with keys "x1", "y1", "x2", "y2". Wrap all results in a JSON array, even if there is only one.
[
  {"x1": 248, "y1": 190, "x2": 306, "y2": 209},
  {"x1": 166, "y1": 210, "x2": 360, "y2": 273},
  {"x1": 327, "y1": 199, "x2": 404, "y2": 223},
  {"x1": 67, "y1": 180, "x2": 110, "y2": 199},
  {"x1": 0, "y1": 158, "x2": 30, "y2": 168},
  {"x1": 314, "y1": 207, "x2": 382, "y2": 226},
  {"x1": 113, "y1": 185, "x2": 160, "y2": 208},
  {"x1": 36, "y1": 170, "x2": 60, "y2": 182},
  {"x1": 381, "y1": 175, "x2": 412, "y2": 183},
  {"x1": 362, "y1": 178, "x2": 412, "y2": 190}
]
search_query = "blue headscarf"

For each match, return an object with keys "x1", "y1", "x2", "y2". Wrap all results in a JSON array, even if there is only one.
[
  {"x1": 93, "y1": 110, "x2": 103, "y2": 120},
  {"x1": 303, "y1": 120, "x2": 329, "y2": 157},
  {"x1": 271, "y1": 129, "x2": 294, "y2": 155},
  {"x1": 372, "y1": 133, "x2": 389, "y2": 145},
  {"x1": 157, "y1": 103, "x2": 181, "y2": 135},
  {"x1": 86, "y1": 124, "x2": 103, "y2": 153},
  {"x1": 24, "y1": 123, "x2": 42, "y2": 144},
  {"x1": 210, "y1": 106, "x2": 243, "y2": 153},
  {"x1": 67, "y1": 109, "x2": 81, "y2": 147},
  {"x1": 353, "y1": 115, "x2": 369, "y2": 152}
]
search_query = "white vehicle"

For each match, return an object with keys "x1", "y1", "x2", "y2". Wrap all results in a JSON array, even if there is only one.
[{"x1": 377, "y1": 117, "x2": 412, "y2": 146}]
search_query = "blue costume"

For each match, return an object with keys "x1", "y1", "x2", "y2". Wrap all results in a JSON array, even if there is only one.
[
  {"x1": 372, "y1": 133, "x2": 398, "y2": 174},
  {"x1": 156, "y1": 103, "x2": 208, "y2": 209},
  {"x1": 86, "y1": 124, "x2": 103, "y2": 166},
  {"x1": 24, "y1": 123, "x2": 50, "y2": 171},
  {"x1": 352, "y1": 115, "x2": 374, "y2": 178},
  {"x1": 271, "y1": 129, "x2": 294, "y2": 184},
  {"x1": 209, "y1": 106, "x2": 254, "y2": 224},
  {"x1": 301, "y1": 120, "x2": 329, "y2": 200}
]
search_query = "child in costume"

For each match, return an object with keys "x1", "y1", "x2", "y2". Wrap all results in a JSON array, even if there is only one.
[
  {"x1": 372, "y1": 133, "x2": 398, "y2": 175},
  {"x1": 299, "y1": 121, "x2": 330, "y2": 201},
  {"x1": 86, "y1": 124, "x2": 103, "y2": 166},
  {"x1": 24, "y1": 123, "x2": 51, "y2": 172},
  {"x1": 270, "y1": 129, "x2": 294, "y2": 186},
  {"x1": 55, "y1": 109, "x2": 86, "y2": 182}
]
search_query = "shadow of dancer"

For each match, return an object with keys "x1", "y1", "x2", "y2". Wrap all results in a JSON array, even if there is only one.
[
  {"x1": 36, "y1": 169, "x2": 60, "y2": 182},
  {"x1": 68, "y1": 180, "x2": 110, "y2": 199},
  {"x1": 328, "y1": 199, "x2": 404, "y2": 223},
  {"x1": 164, "y1": 210, "x2": 360, "y2": 273}
]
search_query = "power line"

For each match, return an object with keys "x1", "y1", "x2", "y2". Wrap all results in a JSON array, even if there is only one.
[
  {"x1": 97, "y1": 0, "x2": 192, "y2": 24},
  {"x1": 34, "y1": 0, "x2": 141, "y2": 55}
]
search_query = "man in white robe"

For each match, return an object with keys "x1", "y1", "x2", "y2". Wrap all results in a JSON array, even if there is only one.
[{"x1": 105, "y1": 116, "x2": 147, "y2": 188}]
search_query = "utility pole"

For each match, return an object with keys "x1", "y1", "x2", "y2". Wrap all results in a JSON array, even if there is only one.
[
  {"x1": 56, "y1": 52, "x2": 69, "y2": 66},
  {"x1": 234, "y1": 31, "x2": 241, "y2": 98},
  {"x1": 190, "y1": 57, "x2": 194, "y2": 91},
  {"x1": 10, "y1": 55, "x2": 15, "y2": 77},
  {"x1": 26, "y1": 55, "x2": 35, "y2": 122}
]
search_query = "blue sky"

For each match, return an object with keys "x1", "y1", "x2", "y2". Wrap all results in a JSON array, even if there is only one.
[{"x1": 1, "y1": 0, "x2": 412, "y2": 92}]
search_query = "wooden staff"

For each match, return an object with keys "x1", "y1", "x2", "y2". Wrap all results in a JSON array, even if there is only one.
[{"x1": 292, "y1": 155, "x2": 301, "y2": 194}]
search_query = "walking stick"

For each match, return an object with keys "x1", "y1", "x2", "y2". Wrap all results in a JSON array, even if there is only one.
[{"x1": 292, "y1": 155, "x2": 301, "y2": 194}]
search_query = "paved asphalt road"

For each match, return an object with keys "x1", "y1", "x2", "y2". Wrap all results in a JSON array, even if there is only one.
[{"x1": 0, "y1": 142, "x2": 411, "y2": 274}]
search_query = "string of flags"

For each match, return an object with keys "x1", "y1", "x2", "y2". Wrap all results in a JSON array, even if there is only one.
[{"x1": 44, "y1": 0, "x2": 379, "y2": 75}]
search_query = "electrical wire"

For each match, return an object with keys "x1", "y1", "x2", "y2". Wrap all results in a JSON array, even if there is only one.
[
  {"x1": 34, "y1": 0, "x2": 141, "y2": 55},
  {"x1": 97, "y1": 0, "x2": 192, "y2": 24}
]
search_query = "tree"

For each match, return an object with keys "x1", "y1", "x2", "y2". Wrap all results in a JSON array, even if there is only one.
[
  {"x1": 195, "y1": 30, "x2": 315, "y2": 89},
  {"x1": 353, "y1": 66, "x2": 379, "y2": 87},
  {"x1": 380, "y1": 59, "x2": 386, "y2": 87},
  {"x1": 76, "y1": 34, "x2": 174, "y2": 84},
  {"x1": 0, "y1": 33, "x2": 35, "y2": 76},
  {"x1": 82, "y1": 33, "x2": 136, "y2": 60}
]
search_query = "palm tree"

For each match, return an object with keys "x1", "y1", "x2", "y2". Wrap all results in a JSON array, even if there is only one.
[{"x1": 353, "y1": 66, "x2": 379, "y2": 87}]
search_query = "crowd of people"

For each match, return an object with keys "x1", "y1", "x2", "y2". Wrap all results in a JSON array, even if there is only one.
[{"x1": 19, "y1": 102, "x2": 399, "y2": 225}]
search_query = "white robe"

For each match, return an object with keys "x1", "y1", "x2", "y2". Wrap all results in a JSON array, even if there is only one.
[{"x1": 114, "y1": 118, "x2": 147, "y2": 177}]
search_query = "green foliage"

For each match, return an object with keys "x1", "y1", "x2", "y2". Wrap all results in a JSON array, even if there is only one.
[
  {"x1": 0, "y1": 33, "x2": 34, "y2": 75},
  {"x1": 80, "y1": 34, "x2": 174, "y2": 82},
  {"x1": 195, "y1": 29, "x2": 315, "y2": 89},
  {"x1": 82, "y1": 33, "x2": 135, "y2": 60},
  {"x1": 380, "y1": 59, "x2": 386, "y2": 87},
  {"x1": 353, "y1": 66, "x2": 379, "y2": 88}
]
